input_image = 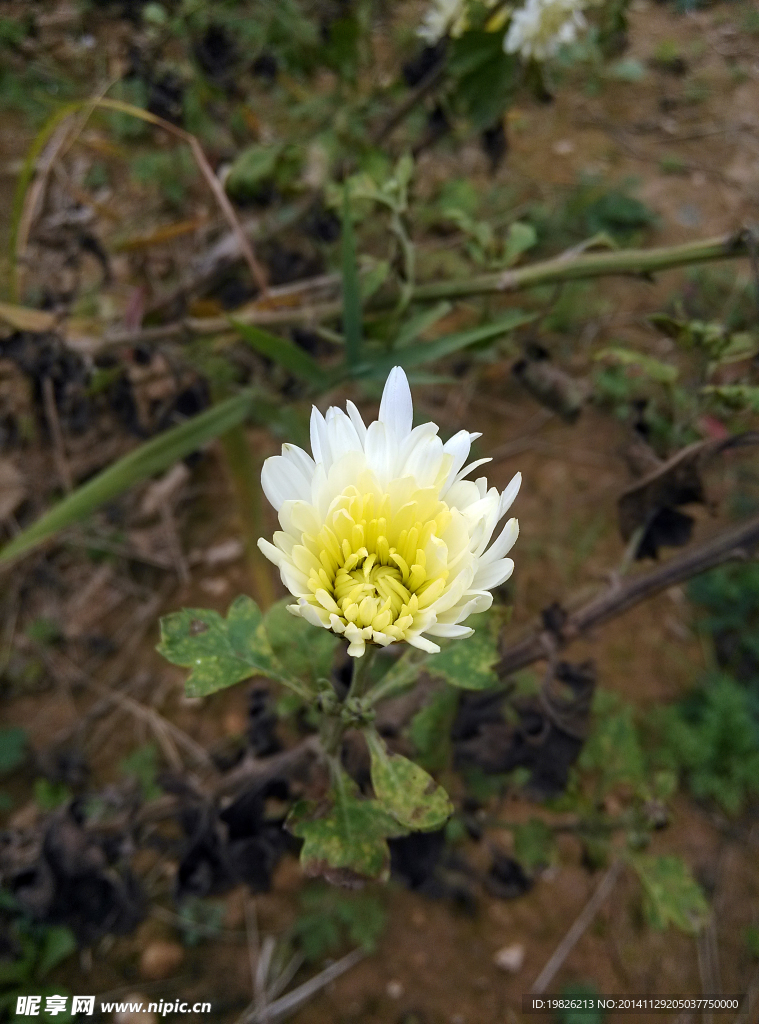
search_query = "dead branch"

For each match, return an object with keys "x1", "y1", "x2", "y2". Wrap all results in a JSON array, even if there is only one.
[{"x1": 496, "y1": 513, "x2": 759, "y2": 678}]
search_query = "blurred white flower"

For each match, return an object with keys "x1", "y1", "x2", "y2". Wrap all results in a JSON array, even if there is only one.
[
  {"x1": 417, "y1": 0, "x2": 470, "y2": 44},
  {"x1": 258, "y1": 367, "x2": 520, "y2": 659},
  {"x1": 504, "y1": 0, "x2": 588, "y2": 61}
]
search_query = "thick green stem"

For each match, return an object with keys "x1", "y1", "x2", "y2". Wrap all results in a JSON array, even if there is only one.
[
  {"x1": 102, "y1": 231, "x2": 753, "y2": 345},
  {"x1": 410, "y1": 231, "x2": 751, "y2": 302}
]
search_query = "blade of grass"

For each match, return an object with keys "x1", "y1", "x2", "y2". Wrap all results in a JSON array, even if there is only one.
[
  {"x1": 0, "y1": 391, "x2": 257, "y2": 566},
  {"x1": 394, "y1": 301, "x2": 452, "y2": 349},
  {"x1": 341, "y1": 188, "x2": 363, "y2": 369},
  {"x1": 354, "y1": 310, "x2": 537, "y2": 378},
  {"x1": 232, "y1": 321, "x2": 330, "y2": 390},
  {"x1": 9, "y1": 102, "x2": 81, "y2": 301}
]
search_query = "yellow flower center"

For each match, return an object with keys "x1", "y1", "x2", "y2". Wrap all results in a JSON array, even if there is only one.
[{"x1": 299, "y1": 484, "x2": 453, "y2": 642}]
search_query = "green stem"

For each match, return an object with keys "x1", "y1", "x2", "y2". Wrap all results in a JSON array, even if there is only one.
[
  {"x1": 409, "y1": 231, "x2": 751, "y2": 302},
  {"x1": 102, "y1": 231, "x2": 753, "y2": 344},
  {"x1": 347, "y1": 646, "x2": 377, "y2": 701}
]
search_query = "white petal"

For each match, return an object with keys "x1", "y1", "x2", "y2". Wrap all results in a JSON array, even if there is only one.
[
  {"x1": 281, "y1": 443, "x2": 315, "y2": 481},
  {"x1": 257, "y1": 537, "x2": 284, "y2": 566},
  {"x1": 481, "y1": 517, "x2": 519, "y2": 565},
  {"x1": 309, "y1": 406, "x2": 330, "y2": 468},
  {"x1": 345, "y1": 400, "x2": 367, "y2": 446},
  {"x1": 402, "y1": 433, "x2": 445, "y2": 488},
  {"x1": 325, "y1": 408, "x2": 363, "y2": 462},
  {"x1": 379, "y1": 365, "x2": 413, "y2": 441},
  {"x1": 261, "y1": 455, "x2": 312, "y2": 511},
  {"x1": 472, "y1": 557, "x2": 514, "y2": 591},
  {"x1": 440, "y1": 429, "x2": 472, "y2": 496},
  {"x1": 407, "y1": 633, "x2": 441, "y2": 654},
  {"x1": 454, "y1": 457, "x2": 492, "y2": 485},
  {"x1": 365, "y1": 420, "x2": 394, "y2": 488},
  {"x1": 498, "y1": 472, "x2": 522, "y2": 520},
  {"x1": 424, "y1": 622, "x2": 475, "y2": 638},
  {"x1": 298, "y1": 601, "x2": 330, "y2": 628}
]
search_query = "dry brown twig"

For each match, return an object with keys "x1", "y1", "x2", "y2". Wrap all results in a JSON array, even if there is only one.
[
  {"x1": 496, "y1": 512, "x2": 759, "y2": 679},
  {"x1": 531, "y1": 859, "x2": 624, "y2": 994}
]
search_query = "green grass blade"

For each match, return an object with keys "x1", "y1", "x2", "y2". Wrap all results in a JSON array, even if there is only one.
[
  {"x1": 232, "y1": 320, "x2": 329, "y2": 389},
  {"x1": 0, "y1": 390, "x2": 256, "y2": 565},
  {"x1": 341, "y1": 189, "x2": 363, "y2": 369},
  {"x1": 355, "y1": 310, "x2": 537, "y2": 378},
  {"x1": 394, "y1": 301, "x2": 453, "y2": 349}
]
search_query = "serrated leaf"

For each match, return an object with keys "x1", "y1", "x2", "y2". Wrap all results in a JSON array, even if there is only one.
[
  {"x1": 366, "y1": 729, "x2": 453, "y2": 831},
  {"x1": 425, "y1": 613, "x2": 502, "y2": 690},
  {"x1": 287, "y1": 772, "x2": 407, "y2": 884},
  {"x1": 631, "y1": 854, "x2": 710, "y2": 934},
  {"x1": 264, "y1": 598, "x2": 339, "y2": 689},
  {"x1": 157, "y1": 595, "x2": 308, "y2": 699}
]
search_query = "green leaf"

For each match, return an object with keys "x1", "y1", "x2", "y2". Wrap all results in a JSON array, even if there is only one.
[
  {"x1": 448, "y1": 32, "x2": 518, "y2": 129},
  {"x1": 0, "y1": 390, "x2": 256, "y2": 565},
  {"x1": 366, "y1": 729, "x2": 453, "y2": 831},
  {"x1": 355, "y1": 311, "x2": 536, "y2": 379},
  {"x1": 232, "y1": 322, "x2": 330, "y2": 389},
  {"x1": 513, "y1": 818, "x2": 554, "y2": 870},
  {"x1": 287, "y1": 772, "x2": 407, "y2": 883},
  {"x1": 264, "y1": 598, "x2": 339, "y2": 689},
  {"x1": 34, "y1": 779, "x2": 71, "y2": 811},
  {"x1": 0, "y1": 726, "x2": 27, "y2": 775},
  {"x1": 157, "y1": 595, "x2": 308, "y2": 699},
  {"x1": 630, "y1": 854, "x2": 710, "y2": 934},
  {"x1": 595, "y1": 347, "x2": 678, "y2": 385},
  {"x1": 407, "y1": 687, "x2": 459, "y2": 772},
  {"x1": 225, "y1": 143, "x2": 284, "y2": 202},
  {"x1": 579, "y1": 691, "x2": 646, "y2": 798},
  {"x1": 293, "y1": 886, "x2": 386, "y2": 962},
  {"x1": 503, "y1": 222, "x2": 538, "y2": 266},
  {"x1": 425, "y1": 613, "x2": 502, "y2": 690},
  {"x1": 702, "y1": 384, "x2": 759, "y2": 413},
  {"x1": 342, "y1": 188, "x2": 363, "y2": 369},
  {"x1": 35, "y1": 926, "x2": 76, "y2": 980}
]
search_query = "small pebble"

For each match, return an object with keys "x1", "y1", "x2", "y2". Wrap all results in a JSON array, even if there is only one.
[
  {"x1": 113, "y1": 995, "x2": 156, "y2": 1023},
  {"x1": 493, "y1": 943, "x2": 525, "y2": 973},
  {"x1": 386, "y1": 980, "x2": 404, "y2": 999},
  {"x1": 139, "y1": 940, "x2": 184, "y2": 980}
]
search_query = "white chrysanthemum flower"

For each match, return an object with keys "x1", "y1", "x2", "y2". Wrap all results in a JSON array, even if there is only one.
[
  {"x1": 258, "y1": 367, "x2": 520, "y2": 659},
  {"x1": 417, "y1": 0, "x2": 469, "y2": 44},
  {"x1": 504, "y1": 0, "x2": 588, "y2": 61}
]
